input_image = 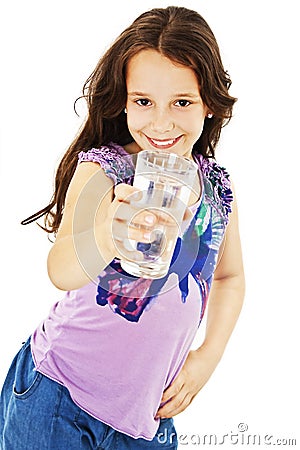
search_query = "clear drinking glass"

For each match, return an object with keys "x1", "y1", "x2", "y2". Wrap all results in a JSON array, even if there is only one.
[{"x1": 120, "y1": 150, "x2": 198, "y2": 279}]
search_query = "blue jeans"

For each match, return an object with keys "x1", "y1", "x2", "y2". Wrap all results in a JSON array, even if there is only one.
[{"x1": 0, "y1": 338, "x2": 177, "y2": 449}]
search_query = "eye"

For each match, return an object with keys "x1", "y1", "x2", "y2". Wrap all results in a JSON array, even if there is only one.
[
  {"x1": 174, "y1": 99, "x2": 191, "y2": 107},
  {"x1": 136, "y1": 98, "x2": 152, "y2": 107}
]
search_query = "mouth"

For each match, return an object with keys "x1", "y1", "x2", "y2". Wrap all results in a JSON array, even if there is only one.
[{"x1": 145, "y1": 135, "x2": 182, "y2": 150}]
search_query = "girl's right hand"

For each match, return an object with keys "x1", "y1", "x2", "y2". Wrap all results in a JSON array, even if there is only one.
[
  {"x1": 49, "y1": 164, "x2": 162, "y2": 290},
  {"x1": 48, "y1": 163, "x2": 181, "y2": 290},
  {"x1": 97, "y1": 183, "x2": 158, "y2": 263}
]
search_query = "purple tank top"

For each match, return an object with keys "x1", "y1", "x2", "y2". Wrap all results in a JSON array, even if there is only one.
[{"x1": 31, "y1": 143, "x2": 232, "y2": 440}]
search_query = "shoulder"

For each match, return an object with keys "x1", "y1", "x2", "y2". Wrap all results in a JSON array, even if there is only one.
[
  {"x1": 78, "y1": 143, "x2": 135, "y2": 185},
  {"x1": 78, "y1": 142, "x2": 128, "y2": 163}
]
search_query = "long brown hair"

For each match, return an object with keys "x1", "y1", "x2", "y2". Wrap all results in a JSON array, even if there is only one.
[{"x1": 22, "y1": 6, "x2": 237, "y2": 234}]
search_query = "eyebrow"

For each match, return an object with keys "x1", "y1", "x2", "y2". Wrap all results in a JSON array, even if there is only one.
[{"x1": 127, "y1": 91, "x2": 200, "y2": 98}]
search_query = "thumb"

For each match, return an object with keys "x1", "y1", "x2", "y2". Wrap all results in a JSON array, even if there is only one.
[{"x1": 114, "y1": 183, "x2": 142, "y2": 202}]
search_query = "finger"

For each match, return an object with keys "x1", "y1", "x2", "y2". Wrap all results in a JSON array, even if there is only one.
[
  {"x1": 115, "y1": 184, "x2": 179, "y2": 225},
  {"x1": 109, "y1": 192, "x2": 158, "y2": 227},
  {"x1": 115, "y1": 208, "x2": 157, "y2": 228},
  {"x1": 114, "y1": 183, "x2": 142, "y2": 202},
  {"x1": 112, "y1": 221, "x2": 154, "y2": 243},
  {"x1": 153, "y1": 209, "x2": 181, "y2": 228},
  {"x1": 161, "y1": 393, "x2": 193, "y2": 418},
  {"x1": 170, "y1": 393, "x2": 196, "y2": 418},
  {"x1": 161, "y1": 375, "x2": 184, "y2": 403},
  {"x1": 157, "y1": 389, "x2": 190, "y2": 419},
  {"x1": 111, "y1": 206, "x2": 158, "y2": 243},
  {"x1": 115, "y1": 185, "x2": 180, "y2": 232}
]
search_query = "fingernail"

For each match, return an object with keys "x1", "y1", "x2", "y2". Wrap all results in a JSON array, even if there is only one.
[
  {"x1": 132, "y1": 190, "x2": 142, "y2": 201},
  {"x1": 144, "y1": 232, "x2": 151, "y2": 240},
  {"x1": 145, "y1": 215, "x2": 155, "y2": 224}
]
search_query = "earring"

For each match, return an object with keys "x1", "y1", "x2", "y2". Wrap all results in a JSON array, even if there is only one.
[
  {"x1": 124, "y1": 108, "x2": 127, "y2": 114},
  {"x1": 207, "y1": 113, "x2": 213, "y2": 119}
]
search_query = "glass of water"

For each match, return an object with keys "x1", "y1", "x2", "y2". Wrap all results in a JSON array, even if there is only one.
[{"x1": 120, "y1": 150, "x2": 198, "y2": 279}]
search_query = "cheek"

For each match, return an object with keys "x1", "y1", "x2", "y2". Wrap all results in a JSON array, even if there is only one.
[
  {"x1": 181, "y1": 116, "x2": 205, "y2": 139},
  {"x1": 195, "y1": 121, "x2": 205, "y2": 139},
  {"x1": 126, "y1": 111, "x2": 147, "y2": 133}
]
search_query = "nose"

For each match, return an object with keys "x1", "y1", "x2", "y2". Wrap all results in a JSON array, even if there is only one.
[{"x1": 150, "y1": 107, "x2": 174, "y2": 134}]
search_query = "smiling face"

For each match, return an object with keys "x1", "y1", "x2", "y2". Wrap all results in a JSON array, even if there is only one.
[{"x1": 125, "y1": 49, "x2": 208, "y2": 159}]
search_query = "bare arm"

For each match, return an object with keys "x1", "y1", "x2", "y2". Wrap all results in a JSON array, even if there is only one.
[
  {"x1": 199, "y1": 184, "x2": 245, "y2": 361},
  {"x1": 47, "y1": 162, "x2": 115, "y2": 290},
  {"x1": 47, "y1": 161, "x2": 159, "y2": 291}
]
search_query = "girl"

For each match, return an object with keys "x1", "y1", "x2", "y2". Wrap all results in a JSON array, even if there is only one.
[{"x1": 0, "y1": 6, "x2": 245, "y2": 449}]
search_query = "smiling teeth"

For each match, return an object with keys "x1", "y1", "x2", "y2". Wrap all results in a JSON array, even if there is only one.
[{"x1": 151, "y1": 139, "x2": 175, "y2": 146}]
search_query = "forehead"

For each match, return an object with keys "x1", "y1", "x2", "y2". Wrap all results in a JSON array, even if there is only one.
[{"x1": 126, "y1": 49, "x2": 200, "y2": 94}]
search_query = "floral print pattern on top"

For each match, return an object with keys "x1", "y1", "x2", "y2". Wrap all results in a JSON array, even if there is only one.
[{"x1": 78, "y1": 144, "x2": 233, "y2": 324}]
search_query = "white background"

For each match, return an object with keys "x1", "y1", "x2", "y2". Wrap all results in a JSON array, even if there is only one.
[{"x1": 0, "y1": 0, "x2": 299, "y2": 448}]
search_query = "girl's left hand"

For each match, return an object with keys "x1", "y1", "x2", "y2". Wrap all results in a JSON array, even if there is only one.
[{"x1": 155, "y1": 347, "x2": 220, "y2": 419}]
